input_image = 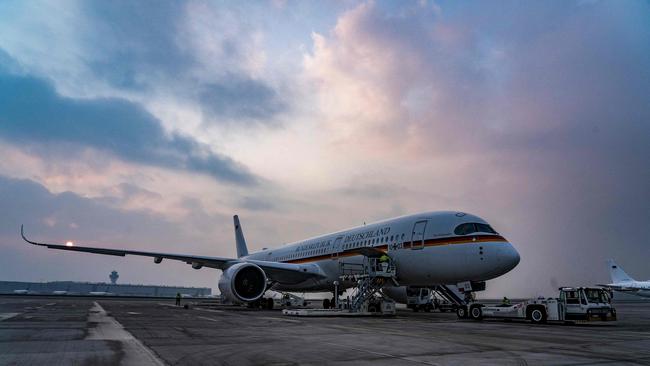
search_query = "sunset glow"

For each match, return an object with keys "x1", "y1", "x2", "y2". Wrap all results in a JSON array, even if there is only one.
[{"x1": 0, "y1": 1, "x2": 648, "y2": 297}]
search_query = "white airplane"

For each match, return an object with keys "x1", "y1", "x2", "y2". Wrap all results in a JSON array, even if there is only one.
[
  {"x1": 22, "y1": 211, "x2": 520, "y2": 305},
  {"x1": 600, "y1": 259, "x2": 650, "y2": 298}
]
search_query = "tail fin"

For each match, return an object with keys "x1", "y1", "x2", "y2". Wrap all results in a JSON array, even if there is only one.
[
  {"x1": 607, "y1": 259, "x2": 634, "y2": 283},
  {"x1": 233, "y1": 215, "x2": 248, "y2": 258}
]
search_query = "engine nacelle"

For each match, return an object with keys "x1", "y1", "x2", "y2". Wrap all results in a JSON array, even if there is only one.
[{"x1": 218, "y1": 262, "x2": 267, "y2": 304}]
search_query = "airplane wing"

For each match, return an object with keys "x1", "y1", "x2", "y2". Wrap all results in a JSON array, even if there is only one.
[
  {"x1": 247, "y1": 260, "x2": 326, "y2": 284},
  {"x1": 21, "y1": 225, "x2": 324, "y2": 284}
]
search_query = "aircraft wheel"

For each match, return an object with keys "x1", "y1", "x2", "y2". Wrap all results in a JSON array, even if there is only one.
[
  {"x1": 529, "y1": 308, "x2": 547, "y2": 324},
  {"x1": 267, "y1": 298, "x2": 274, "y2": 310},
  {"x1": 425, "y1": 304, "x2": 433, "y2": 312},
  {"x1": 470, "y1": 305, "x2": 483, "y2": 320},
  {"x1": 457, "y1": 305, "x2": 468, "y2": 319},
  {"x1": 323, "y1": 298, "x2": 330, "y2": 309},
  {"x1": 368, "y1": 304, "x2": 378, "y2": 313}
]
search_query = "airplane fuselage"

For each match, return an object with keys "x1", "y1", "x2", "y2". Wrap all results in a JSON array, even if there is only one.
[
  {"x1": 604, "y1": 259, "x2": 650, "y2": 299},
  {"x1": 244, "y1": 211, "x2": 520, "y2": 292},
  {"x1": 607, "y1": 281, "x2": 650, "y2": 298},
  {"x1": 21, "y1": 210, "x2": 521, "y2": 303}
]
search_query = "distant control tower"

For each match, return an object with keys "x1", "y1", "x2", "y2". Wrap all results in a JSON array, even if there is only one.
[{"x1": 109, "y1": 270, "x2": 119, "y2": 285}]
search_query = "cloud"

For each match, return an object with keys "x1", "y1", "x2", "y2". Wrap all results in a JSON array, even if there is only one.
[
  {"x1": 198, "y1": 75, "x2": 286, "y2": 122},
  {"x1": 238, "y1": 196, "x2": 276, "y2": 211},
  {"x1": 0, "y1": 1, "x2": 288, "y2": 125},
  {"x1": 97, "y1": 183, "x2": 163, "y2": 209},
  {"x1": 82, "y1": 0, "x2": 290, "y2": 124},
  {"x1": 304, "y1": 1, "x2": 650, "y2": 156},
  {"x1": 300, "y1": 1, "x2": 650, "y2": 296},
  {"x1": 82, "y1": 1, "x2": 191, "y2": 90},
  {"x1": 0, "y1": 174, "x2": 227, "y2": 287},
  {"x1": 0, "y1": 1, "x2": 649, "y2": 299},
  {"x1": 0, "y1": 69, "x2": 257, "y2": 185}
]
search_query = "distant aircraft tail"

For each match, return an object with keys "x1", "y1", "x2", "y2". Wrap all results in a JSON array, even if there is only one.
[
  {"x1": 233, "y1": 215, "x2": 249, "y2": 258},
  {"x1": 608, "y1": 259, "x2": 634, "y2": 283}
]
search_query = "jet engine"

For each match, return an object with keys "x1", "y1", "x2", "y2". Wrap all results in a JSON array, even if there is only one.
[{"x1": 218, "y1": 262, "x2": 267, "y2": 304}]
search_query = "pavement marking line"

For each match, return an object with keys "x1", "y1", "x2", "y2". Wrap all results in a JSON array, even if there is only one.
[
  {"x1": 157, "y1": 302, "x2": 178, "y2": 308},
  {"x1": 322, "y1": 341, "x2": 440, "y2": 366},
  {"x1": 194, "y1": 307, "x2": 299, "y2": 322},
  {"x1": 198, "y1": 316, "x2": 220, "y2": 323},
  {"x1": 195, "y1": 307, "x2": 224, "y2": 313},
  {"x1": 258, "y1": 316, "x2": 302, "y2": 324},
  {"x1": 88, "y1": 302, "x2": 165, "y2": 366},
  {"x1": 0, "y1": 313, "x2": 20, "y2": 321}
]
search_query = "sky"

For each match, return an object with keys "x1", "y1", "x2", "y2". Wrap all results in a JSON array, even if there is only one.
[{"x1": 0, "y1": 0, "x2": 648, "y2": 298}]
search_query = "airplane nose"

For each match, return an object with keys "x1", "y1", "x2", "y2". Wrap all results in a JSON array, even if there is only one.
[{"x1": 503, "y1": 243, "x2": 520, "y2": 271}]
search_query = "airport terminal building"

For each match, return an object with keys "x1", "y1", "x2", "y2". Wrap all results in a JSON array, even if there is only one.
[{"x1": 0, "y1": 280, "x2": 211, "y2": 297}]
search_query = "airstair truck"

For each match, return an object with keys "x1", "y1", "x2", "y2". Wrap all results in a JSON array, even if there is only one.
[
  {"x1": 464, "y1": 287, "x2": 616, "y2": 324},
  {"x1": 406, "y1": 287, "x2": 435, "y2": 312}
]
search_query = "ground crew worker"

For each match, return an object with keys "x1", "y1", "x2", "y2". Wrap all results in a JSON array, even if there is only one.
[
  {"x1": 379, "y1": 254, "x2": 390, "y2": 272},
  {"x1": 175, "y1": 292, "x2": 181, "y2": 306},
  {"x1": 502, "y1": 296, "x2": 510, "y2": 306}
]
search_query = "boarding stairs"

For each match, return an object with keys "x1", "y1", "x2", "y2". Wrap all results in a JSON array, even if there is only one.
[
  {"x1": 340, "y1": 257, "x2": 397, "y2": 312},
  {"x1": 432, "y1": 284, "x2": 467, "y2": 306}
]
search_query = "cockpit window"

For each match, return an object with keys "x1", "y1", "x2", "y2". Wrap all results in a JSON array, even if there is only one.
[
  {"x1": 454, "y1": 222, "x2": 498, "y2": 235},
  {"x1": 454, "y1": 223, "x2": 476, "y2": 235},
  {"x1": 476, "y1": 223, "x2": 497, "y2": 234}
]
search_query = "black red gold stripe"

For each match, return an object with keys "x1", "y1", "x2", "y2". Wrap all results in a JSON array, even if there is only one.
[{"x1": 284, "y1": 235, "x2": 507, "y2": 264}]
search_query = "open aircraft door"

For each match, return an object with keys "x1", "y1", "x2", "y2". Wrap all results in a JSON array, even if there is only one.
[
  {"x1": 331, "y1": 236, "x2": 343, "y2": 259},
  {"x1": 410, "y1": 220, "x2": 427, "y2": 250}
]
